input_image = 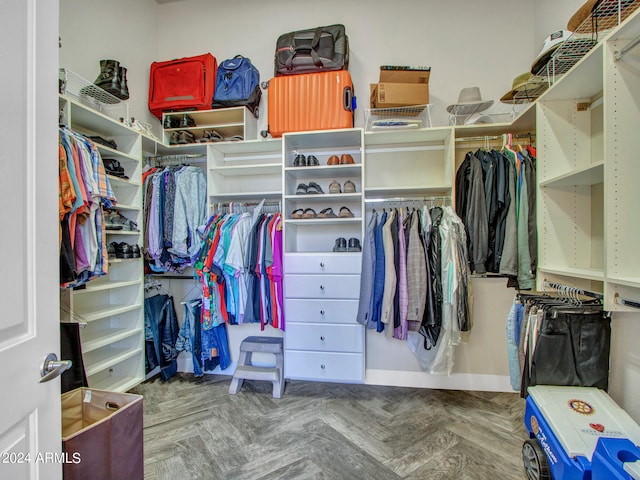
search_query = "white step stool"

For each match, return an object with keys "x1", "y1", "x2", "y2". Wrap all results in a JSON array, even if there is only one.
[{"x1": 229, "y1": 336, "x2": 285, "y2": 398}]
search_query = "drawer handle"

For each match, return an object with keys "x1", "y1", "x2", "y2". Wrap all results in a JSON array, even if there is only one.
[
  {"x1": 320, "y1": 309, "x2": 325, "y2": 315},
  {"x1": 320, "y1": 285, "x2": 325, "y2": 291},
  {"x1": 320, "y1": 262, "x2": 325, "y2": 268},
  {"x1": 320, "y1": 364, "x2": 326, "y2": 370},
  {"x1": 320, "y1": 336, "x2": 325, "y2": 341}
]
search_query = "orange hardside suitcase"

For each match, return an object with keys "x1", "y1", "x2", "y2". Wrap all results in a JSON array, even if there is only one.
[{"x1": 266, "y1": 70, "x2": 354, "y2": 137}]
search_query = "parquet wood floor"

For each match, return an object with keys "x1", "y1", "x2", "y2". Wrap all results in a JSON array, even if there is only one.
[{"x1": 130, "y1": 374, "x2": 528, "y2": 480}]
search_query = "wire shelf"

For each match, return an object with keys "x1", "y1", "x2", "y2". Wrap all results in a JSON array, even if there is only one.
[
  {"x1": 364, "y1": 104, "x2": 432, "y2": 131},
  {"x1": 513, "y1": 0, "x2": 640, "y2": 102},
  {"x1": 59, "y1": 67, "x2": 129, "y2": 122}
]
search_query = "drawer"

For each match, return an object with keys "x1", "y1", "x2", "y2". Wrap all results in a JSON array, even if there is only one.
[
  {"x1": 284, "y1": 350, "x2": 364, "y2": 383},
  {"x1": 284, "y1": 274, "x2": 360, "y2": 299},
  {"x1": 285, "y1": 323, "x2": 364, "y2": 353},
  {"x1": 285, "y1": 298, "x2": 359, "y2": 324},
  {"x1": 285, "y1": 253, "x2": 361, "y2": 275}
]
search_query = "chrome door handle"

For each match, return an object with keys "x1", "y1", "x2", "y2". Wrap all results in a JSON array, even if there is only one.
[{"x1": 39, "y1": 353, "x2": 72, "y2": 383}]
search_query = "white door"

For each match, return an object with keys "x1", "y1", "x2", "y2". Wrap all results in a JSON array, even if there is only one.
[{"x1": 0, "y1": 0, "x2": 62, "y2": 479}]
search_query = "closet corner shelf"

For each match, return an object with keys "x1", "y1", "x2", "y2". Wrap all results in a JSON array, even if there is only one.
[
  {"x1": 61, "y1": 95, "x2": 136, "y2": 138},
  {"x1": 85, "y1": 347, "x2": 144, "y2": 377},
  {"x1": 107, "y1": 175, "x2": 141, "y2": 187},
  {"x1": 78, "y1": 303, "x2": 142, "y2": 323},
  {"x1": 539, "y1": 161, "x2": 604, "y2": 187},
  {"x1": 538, "y1": 42, "x2": 604, "y2": 102},
  {"x1": 73, "y1": 279, "x2": 141, "y2": 294},
  {"x1": 89, "y1": 374, "x2": 144, "y2": 394},
  {"x1": 538, "y1": 266, "x2": 605, "y2": 282},
  {"x1": 82, "y1": 327, "x2": 143, "y2": 354},
  {"x1": 606, "y1": 277, "x2": 640, "y2": 289},
  {"x1": 95, "y1": 143, "x2": 140, "y2": 163}
]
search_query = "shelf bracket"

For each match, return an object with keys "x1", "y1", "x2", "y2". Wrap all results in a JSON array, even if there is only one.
[{"x1": 614, "y1": 33, "x2": 640, "y2": 61}]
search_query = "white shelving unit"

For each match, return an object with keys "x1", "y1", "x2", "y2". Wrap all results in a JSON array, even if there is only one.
[
  {"x1": 162, "y1": 107, "x2": 258, "y2": 144},
  {"x1": 60, "y1": 95, "x2": 145, "y2": 392}
]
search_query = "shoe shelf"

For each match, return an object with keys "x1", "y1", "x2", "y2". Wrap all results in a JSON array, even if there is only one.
[
  {"x1": 105, "y1": 230, "x2": 140, "y2": 236},
  {"x1": 284, "y1": 193, "x2": 361, "y2": 202},
  {"x1": 84, "y1": 344, "x2": 144, "y2": 378},
  {"x1": 88, "y1": 357, "x2": 144, "y2": 393},
  {"x1": 162, "y1": 107, "x2": 258, "y2": 144},
  {"x1": 82, "y1": 327, "x2": 143, "y2": 354},
  {"x1": 284, "y1": 164, "x2": 362, "y2": 180},
  {"x1": 95, "y1": 143, "x2": 140, "y2": 164},
  {"x1": 286, "y1": 217, "x2": 363, "y2": 226},
  {"x1": 73, "y1": 303, "x2": 142, "y2": 324},
  {"x1": 112, "y1": 203, "x2": 140, "y2": 212},
  {"x1": 107, "y1": 174, "x2": 140, "y2": 188},
  {"x1": 74, "y1": 279, "x2": 141, "y2": 294},
  {"x1": 209, "y1": 164, "x2": 282, "y2": 176}
]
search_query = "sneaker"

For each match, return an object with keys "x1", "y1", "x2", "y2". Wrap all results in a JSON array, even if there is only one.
[
  {"x1": 332, "y1": 237, "x2": 347, "y2": 252},
  {"x1": 307, "y1": 155, "x2": 319, "y2": 166},
  {"x1": 131, "y1": 244, "x2": 141, "y2": 258},
  {"x1": 114, "y1": 242, "x2": 133, "y2": 259},
  {"x1": 104, "y1": 211, "x2": 123, "y2": 230},
  {"x1": 343, "y1": 180, "x2": 356, "y2": 193},
  {"x1": 329, "y1": 180, "x2": 341, "y2": 194},
  {"x1": 105, "y1": 209, "x2": 139, "y2": 231},
  {"x1": 177, "y1": 130, "x2": 195, "y2": 144},
  {"x1": 347, "y1": 237, "x2": 362, "y2": 252}
]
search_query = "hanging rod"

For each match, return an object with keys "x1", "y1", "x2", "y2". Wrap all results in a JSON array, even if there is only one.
[
  {"x1": 543, "y1": 280, "x2": 603, "y2": 299},
  {"x1": 148, "y1": 153, "x2": 206, "y2": 162},
  {"x1": 455, "y1": 132, "x2": 535, "y2": 143},
  {"x1": 614, "y1": 33, "x2": 640, "y2": 61},
  {"x1": 614, "y1": 293, "x2": 640, "y2": 309},
  {"x1": 146, "y1": 274, "x2": 197, "y2": 280}
]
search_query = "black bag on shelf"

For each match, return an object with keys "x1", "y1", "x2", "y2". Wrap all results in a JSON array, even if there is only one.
[{"x1": 275, "y1": 24, "x2": 348, "y2": 76}]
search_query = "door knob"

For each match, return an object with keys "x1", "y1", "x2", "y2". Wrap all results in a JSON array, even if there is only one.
[{"x1": 39, "y1": 353, "x2": 72, "y2": 383}]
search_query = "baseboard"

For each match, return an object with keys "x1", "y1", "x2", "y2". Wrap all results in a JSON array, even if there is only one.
[{"x1": 364, "y1": 369, "x2": 515, "y2": 393}]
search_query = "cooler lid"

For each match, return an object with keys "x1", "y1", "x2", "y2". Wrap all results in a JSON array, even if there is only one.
[{"x1": 528, "y1": 385, "x2": 640, "y2": 461}]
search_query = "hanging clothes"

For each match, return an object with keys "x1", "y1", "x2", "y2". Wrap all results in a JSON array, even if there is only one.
[
  {"x1": 143, "y1": 165, "x2": 208, "y2": 273},
  {"x1": 58, "y1": 127, "x2": 116, "y2": 286}
]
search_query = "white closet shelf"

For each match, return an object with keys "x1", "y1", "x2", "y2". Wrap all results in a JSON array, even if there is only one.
[
  {"x1": 84, "y1": 347, "x2": 144, "y2": 377},
  {"x1": 539, "y1": 43, "x2": 604, "y2": 102},
  {"x1": 285, "y1": 164, "x2": 361, "y2": 179},
  {"x1": 107, "y1": 174, "x2": 140, "y2": 187},
  {"x1": 606, "y1": 277, "x2": 640, "y2": 289},
  {"x1": 538, "y1": 266, "x2": 605, "y2": 281},
  {"x1": 156, "y1": 143, "x2": 207, "y2": 156},
  {"x1": 89, "y1": 374, "x2": 144, "y2": 393},
  {"x1": 285, "y1": 193, "x2": 361, "y2": 202},
  {"x1": 112, "y1": 203, "x2": 141, "y2": 211},
  {"x1": 62, "y1": 95, "x2": 136, "y2": 138},
  {"x1": 105, "y1": 230, "x2": 140, "y2": 236},
  {"x1": 96, "y1": 143, "x2": 140, "y2": 163},
  {"x1": 364, "y1": 126, "x2": 452, "y2": 145},
  {"x1": 539, "y1": 161, "x2": 604, "y2": 187},
  {"x1": 209, "y1": 138, "x2": 282, "y2": 155},
  {"x1": 108, "y1": 257, "x2": 142, "y2": 264},
  {"x1": 82, "y1": 327, "x2": 142, "y2": 353},
  {"x1": 77, "y1": 303, "x2": 142, "y2": 323},
  {"x1": 209, "y1": 164, "x2": 281, "y2": 176},
  {"x1": 286, "y1": 217, "x2": 362, "y2": 226},
  {"x1": 210, "y1": 191, "x2": 282, "y2": 201},
  {"x1": 73, "y1": 279, "x2": 141, "y2": 294},
  {"x1": 364, "y1": 186, "x2": 452, "y2": 197}
]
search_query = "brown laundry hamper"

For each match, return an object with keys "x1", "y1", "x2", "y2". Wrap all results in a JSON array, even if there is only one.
[{"x1": 61, "y1": 388, "x2": 143, "y2": 480}]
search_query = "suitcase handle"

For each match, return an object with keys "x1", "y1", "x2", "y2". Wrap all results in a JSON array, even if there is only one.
[{"x1": 343, "y1": 86, "x2": 353, "y2": 112}]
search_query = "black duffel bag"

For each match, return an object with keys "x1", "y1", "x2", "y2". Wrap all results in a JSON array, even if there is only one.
[{"x1": 275, "y1": 24, "x2": 348, "y2": 76}]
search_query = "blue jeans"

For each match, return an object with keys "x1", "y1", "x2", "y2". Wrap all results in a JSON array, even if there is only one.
[
  {"x1": 202, "y1": 322, "x2": 231, "y2": 372},
  {"x1": 144, "y1": 294, "x2": 179, "y2": 381},
  {"x1": 506, "y1": 299, "x2": 524, "y2": 391},
  {"x1": 176, "y1": 299, "x2": 204, "y2": 377}
]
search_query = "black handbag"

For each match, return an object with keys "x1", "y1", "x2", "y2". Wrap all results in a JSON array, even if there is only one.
[{"x1": 275, "y1": 24, "x2": 348, "y2": 76}]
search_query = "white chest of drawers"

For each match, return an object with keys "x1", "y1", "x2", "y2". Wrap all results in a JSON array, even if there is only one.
[{"x1": 283, "y1": 252, "x2": 364, "y2": 383}]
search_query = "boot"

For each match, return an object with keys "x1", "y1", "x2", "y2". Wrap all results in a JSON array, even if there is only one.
[
  {"x1": 118, "y1": 66, "x2": 130, "y2": 100},
  {"x1": 94, "y1": 59, "x2": 121, "y2": 98}
]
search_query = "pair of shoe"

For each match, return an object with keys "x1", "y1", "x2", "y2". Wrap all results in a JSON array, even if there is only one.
[
  {"x1": 327, "y1": 154, "x2": 355, "y2": 165},
  {"x1": 328, "y1": 179, "x2": 356, "y2": 194},
  {"x1": 102, "y1": 158, "x2": 129, "y2": 179},
  {"x1": 169, "y1": 130, "x2": 196, "y2": 145},
  {"x1": 164, "y1": 114, "x2": 195, "y2": 129},
  {"x1": 333, "y1": 237, "x2": 361, "y2": 252},
  {"x1": 108, "y1": 242, "x2": 141, "y2": 259},
  {"x1": 296, "y1": 182, "x2": 324, "y2": 195},
  {"x1": 104, "y1": 209, "x2": 139, "y2": 232},
  {"x1": 293, "y1": 154, "x2": 319, "y2": 167},
  {"x1": 198, "y1": 130, "x2": 224, "y2": 143}
]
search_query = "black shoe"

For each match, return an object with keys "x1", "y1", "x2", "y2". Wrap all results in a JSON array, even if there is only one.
[
  {"x1": 293, "y1": 154, "x2": 306, "y2": 167},
  {"x1": 102, "y1": 158, "x2": 128, "y2": 179},
  {"x1": 347, "y1": 238, "x2": 362, "y2": 252},
  {"x1": 307, "y1": 155, "x2": 319, "y2": 166},
  {"x1": 132, "y1": 244, "x2": 141, "y2": 258},
  {"x1": 118, "y1": 66, "x2": 129, "y2": 100},
  {"x1": 333, "y1": 237, "x2": 347, "y2": 252},
  {"x1": 295, "y1": 183, "x2": 308, "y2": 195},
  {"x1": 178, "y1": 114, "x2": 196, "y2": 128},
  {"x1": 306, "y1": 182, "x2": 325, "y2": 194},
  {"x1": 114, "y1": 242, "x2": 133, "y2": 259},
  {"x1": 164, "y1": 116, "x2": 179, "y2": 129},
  {"x1": 107, "y1": 242, "x2": 117, "y2": 259},
  {"x1": 94, "y1": 59, "x2": 122, "y2": 98}
]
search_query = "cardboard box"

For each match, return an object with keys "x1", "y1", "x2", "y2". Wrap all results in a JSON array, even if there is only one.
[
  {"x1": 370, "y1": 82, "x2": 430, "y2": 109},
  {"x1": 379, "y1": 67, "x2": 431, "y2": 84}
]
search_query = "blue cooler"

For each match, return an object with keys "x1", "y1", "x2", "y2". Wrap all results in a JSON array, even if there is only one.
[{"x1": 523, "y1": 385, "x2": 640, "y2": 479}]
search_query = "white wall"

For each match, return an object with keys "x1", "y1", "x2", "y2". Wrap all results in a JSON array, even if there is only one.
[
  {"x1": 59, "y1": 0, "x2": 160, "y2": 129},
  {"x1": 533, "y1": 0, "x2": 585, "y2": 53}
]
